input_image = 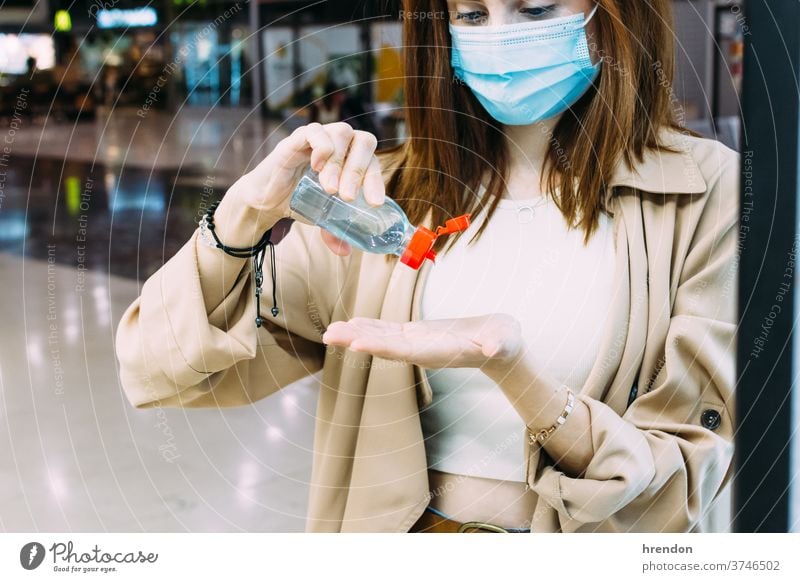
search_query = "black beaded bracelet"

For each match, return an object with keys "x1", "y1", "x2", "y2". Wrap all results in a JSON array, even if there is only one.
[{"x1": 203, "y1": 200, "x2": 279, "y2": 327}]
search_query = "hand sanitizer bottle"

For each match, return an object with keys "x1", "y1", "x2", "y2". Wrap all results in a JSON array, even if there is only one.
[{"x1": 289, "y1": 167, "x2": 471, "y2": 269}]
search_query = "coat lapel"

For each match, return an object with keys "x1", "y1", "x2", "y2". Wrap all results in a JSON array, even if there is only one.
[
  {"x1": 573, "y1": 197, "x2": 632, "y2": 405},
  {"x1": 339, "y1": 228, "x2": 435, "y2": 532},
  {"x1": 410, "y1": 258, "x2": 435, "y2": 407},
  {"x1": 600, "y1": 189, "x2": 651, "y2": 415}
]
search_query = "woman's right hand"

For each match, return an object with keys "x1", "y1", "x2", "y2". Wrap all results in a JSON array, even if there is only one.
[{"x1": 217, "y1": 122, "x2": 386, "y2": 255}]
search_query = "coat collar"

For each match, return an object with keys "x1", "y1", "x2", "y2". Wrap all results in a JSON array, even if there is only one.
[
  {"x1": 473, "y1": 128, "x2": 708, "y2": 203},
  {"x1": 607, "y1": 128, "x2": 708, "y2": 195}
]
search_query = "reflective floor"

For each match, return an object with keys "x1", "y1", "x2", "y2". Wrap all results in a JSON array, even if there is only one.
[{"x1": 1, "y1": 108, "x2": 320, "y2": 532}]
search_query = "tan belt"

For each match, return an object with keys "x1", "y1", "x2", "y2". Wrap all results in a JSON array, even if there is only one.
[{"x1": 409, "y1": 506, "x2": 531, "y2": 533}]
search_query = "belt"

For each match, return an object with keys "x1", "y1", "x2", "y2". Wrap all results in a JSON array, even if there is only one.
[{"x1": 409, "y1": 505, "x2": 531, "y2": 533}]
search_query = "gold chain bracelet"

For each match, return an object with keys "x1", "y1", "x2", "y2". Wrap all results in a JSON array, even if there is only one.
[{"x1": 528, "y1": 388, "x2": 575, "y2": 445}]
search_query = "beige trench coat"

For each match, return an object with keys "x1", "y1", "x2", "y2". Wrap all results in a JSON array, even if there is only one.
[{"x1": 115, "y1": 129, "x2": 740, "y2": 533}]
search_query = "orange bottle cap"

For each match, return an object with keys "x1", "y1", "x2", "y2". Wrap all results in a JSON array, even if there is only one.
[{"x1": 400, "y1": 213, "x2": 471, "y2": 270}]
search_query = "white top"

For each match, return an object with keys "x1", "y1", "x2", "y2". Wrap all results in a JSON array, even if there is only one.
[{"x1": 418, "y1": 194, "x2": 617, "y2": 482}]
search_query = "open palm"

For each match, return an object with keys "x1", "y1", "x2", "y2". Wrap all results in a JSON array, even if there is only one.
[{"x1": 321, "y1": 313, "x2": 523, "y2": 369}]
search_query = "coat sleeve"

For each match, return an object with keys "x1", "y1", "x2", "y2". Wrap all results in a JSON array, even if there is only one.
[
  {"x1": 115, "y1": 220, "x2": 346, "y2": 409},
  {"x1": 527, "y1": 150, "x2": 739, "y2": 532}
]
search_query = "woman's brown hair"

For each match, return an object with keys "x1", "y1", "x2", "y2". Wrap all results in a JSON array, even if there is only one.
[{"x1": 381, "y1": 0, "x2": 685, "y2": 247}]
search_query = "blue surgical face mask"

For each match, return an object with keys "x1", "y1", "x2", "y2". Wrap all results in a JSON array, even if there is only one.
[{"x1": 450, "y1": 4, "x2": 600, "y2": 126}]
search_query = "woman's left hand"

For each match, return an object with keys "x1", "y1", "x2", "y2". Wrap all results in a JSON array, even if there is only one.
[{"x1": 321, "y1": 314, "x2": 523, "y2": 370}]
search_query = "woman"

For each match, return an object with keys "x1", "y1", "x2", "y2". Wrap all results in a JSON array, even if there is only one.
[
  {"x1": 116, "y1": 0, "x2": 738, "y2": 533},
  {"x1": 309, "y1": 81, "x2": 345, "y2": 125}
]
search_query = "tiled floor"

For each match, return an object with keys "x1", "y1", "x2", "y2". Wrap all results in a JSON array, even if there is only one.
[{"x1": 1, "y1": 108, "x2": 319, "y2": 532}]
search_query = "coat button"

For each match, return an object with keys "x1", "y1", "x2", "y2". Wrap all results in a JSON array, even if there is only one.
[{"x1": 701, "y1": 409, "x2": 721, "y2": 431}]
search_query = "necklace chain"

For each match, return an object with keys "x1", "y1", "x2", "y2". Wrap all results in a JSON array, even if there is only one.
[{"x1": 496, "y1": 196, "x2": 549, "y2": 223}]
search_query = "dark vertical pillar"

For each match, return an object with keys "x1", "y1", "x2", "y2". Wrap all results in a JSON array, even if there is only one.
[
  {"x1": 735, "y1": 0, "x2": 800, "y2": 533},
  {"x1": 360, "y1": 18, "x2": 372, "y2": 105},
  {"x1": 711, "y1": 5, "x2": 722, "y2": 121},
  {"x1": 163, "y1": 0, "x2": 178, "y2": 113},
  {"x1": 248, "y1": 0, "x2": 264, "y2": 113},
  {"x1": 291, "y1": 12, "x2": 302, "y2": 106}
]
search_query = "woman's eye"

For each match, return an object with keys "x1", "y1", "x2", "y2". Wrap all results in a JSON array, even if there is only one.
[
  {"x1": 520, "y1": 4, "x2": 557, "y2": 19},
  {"x1": 455, "y1": 11, "x2": 488, "y2": 24}
]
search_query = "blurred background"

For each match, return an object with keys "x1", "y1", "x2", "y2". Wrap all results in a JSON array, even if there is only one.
[{"x1": 0, "y1": 0, "x2": 790, "y2": 533}]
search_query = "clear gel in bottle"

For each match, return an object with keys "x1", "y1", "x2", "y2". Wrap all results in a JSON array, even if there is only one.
[{"x1": 289, "y1": 167, "x2": 470, "y2": 269}]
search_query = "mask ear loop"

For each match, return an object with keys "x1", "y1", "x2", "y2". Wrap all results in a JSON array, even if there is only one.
[
  {"x1": 584, "y1": 3, "x2": 600, "y2": 25},
  {"x1": 582, "y1": 4, "x2": 602, "y2": 70}
]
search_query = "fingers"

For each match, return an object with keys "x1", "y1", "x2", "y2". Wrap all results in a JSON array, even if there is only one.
[
  {"x1": 348, "y1": 317, "x2": 404, "y2": 334},
  {"x1": 339, "y1": 131, "x2": 384, "y2": 204},
  {"x1": 321, "y1": 318, "x2": 404, "y2": 348},
  {"x1": 317, "y1": 122, "x2": 355, "y2": 194},
  {"x1": 269, "y1": 122, "x2": 332, "y2": 172},
  {"x1": 363, "y1": 156, "x2": 386, "y2": 207},
  {"x1": 283, "y1": 122, "x2": 383, "y2": 203},
  {"x1": 332, "y1": 331, "x2": 408, "y2": 363},
  {"x1": 270, "y1": 121, "x2": 348, "y2": 182},
  {"x1": 304, "y1": 122, "x2": 338, "y2": 173},
  {"x1": 321, "y1": 321, "x2": 361, "y2": 345}
]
